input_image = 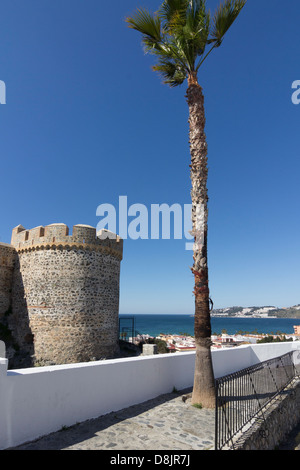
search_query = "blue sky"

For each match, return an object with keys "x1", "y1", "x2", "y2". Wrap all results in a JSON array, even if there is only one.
[{"x1": 0, "y1": 0, "x2": 299, "y2": 313}]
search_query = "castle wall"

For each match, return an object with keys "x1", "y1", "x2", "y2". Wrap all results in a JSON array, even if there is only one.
[
  {"x1": 9, "y1": 224, "x2": 123, "y2": 366},
  {"x1": 0, "y1": 243, "x2": 16, "y2": 318}
]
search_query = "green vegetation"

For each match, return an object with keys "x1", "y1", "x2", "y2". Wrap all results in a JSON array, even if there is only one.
[
  {"x1": 192, "y1": 403, "x2": 203, "y2": 409},
  {"x1": 257, "y1": 335, "x2": 293, "y2": 344},
  {"x1": 146, "y1": 337, "x2": 169, "y2": 354},
  {"x1": 271, "y1": 307, "x2": 300, "y2": 319},
  {"x1": 213, "y1": 328, "x2": 266, "y2": 336}
]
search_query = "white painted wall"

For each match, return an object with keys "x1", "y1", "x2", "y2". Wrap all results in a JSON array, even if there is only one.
[
  {"x1": 0, "y1": 353, "x2": 195, "y2": 449},
  {"x1": 0, "y1": 341, "x2": 299, "y2": 450},
  {"x1": 211, "y1": 341, "x2": 300, "y2": 377}
]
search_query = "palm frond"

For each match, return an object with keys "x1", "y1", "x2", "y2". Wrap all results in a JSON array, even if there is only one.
[
  {"x1": 126, "y1": 0, "x2": 246, "y2": 86},
  {"x1": 141, "y1": 33, "x2": 189, "y2": 73},
  {"x1": 152, "y1": 58, "x2": 187, "y2": 87},
  {"x1": 126, "y1": 8, "x2": 162, "y2": 43},
  {"x1": 184, "y1": 1, "x2": 210, "y2": 56},
  {"x1": 210, "y1": 0, "x2": 246, "y2": 46},
  {"x1": 159, "y1": 0, "x2": 189, "y2": 30}
]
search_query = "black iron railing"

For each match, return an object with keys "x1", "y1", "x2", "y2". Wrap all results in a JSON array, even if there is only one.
[
  {"x1": 215, "y1": 351, "x2": 298, "y2": 450},
  {"x1": 119, "y1": 316, "x2": 136, "y2": 343}
]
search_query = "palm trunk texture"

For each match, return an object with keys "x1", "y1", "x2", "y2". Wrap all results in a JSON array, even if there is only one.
[{"x1": 186, "y1": 75, "x2": 215, "y2": 408}]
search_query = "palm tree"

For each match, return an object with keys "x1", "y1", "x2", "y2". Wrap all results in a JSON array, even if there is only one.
[{"x1": 126, "y1": 0, "x2": 246, "y2": 407}]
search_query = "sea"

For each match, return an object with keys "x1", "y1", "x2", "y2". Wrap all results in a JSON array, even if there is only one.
[{"x1": 119, "y1": 314, "x2": 299, "y2": 338}]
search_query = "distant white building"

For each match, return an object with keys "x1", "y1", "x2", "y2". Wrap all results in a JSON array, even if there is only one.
[{"x1": 294, "y1": 325, "x2": 300, "y2": 336}]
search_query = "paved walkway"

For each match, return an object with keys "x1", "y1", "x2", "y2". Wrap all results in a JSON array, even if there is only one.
[
  {"x1": 8, "y1": 387, "x2": 300, "y2": 451},
  {"x1": 10, "y1": 389, "x2": 216, "y2": 451}
]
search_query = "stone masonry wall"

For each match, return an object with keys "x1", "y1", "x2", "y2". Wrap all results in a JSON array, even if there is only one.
[
  {"x1": 7, "y1": 223, "x2": 123, "y2": 366},
  {"x1": 0, "y1": 243, "x2": 16, "y2": 317},
  {"x1": 232, "y1": 379, "x2": 300, "y2": 450}
]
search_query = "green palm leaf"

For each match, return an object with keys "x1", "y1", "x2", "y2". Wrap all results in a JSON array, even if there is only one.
[
  {"x1": 153, "y1": 58, "x2": 187, "y2": 87},
  {"x1": 211, "y1": 0, "x2": 246, "y2": 46},
  {"x1": 126, "y1": 8, "x2": 162, "y2": 43},
  {"x1": 159, "y1": 0, "x2": 189, "y2": 29},
  {"x1": 126, "y1": 0, "x2": 246, "y2": 87}
]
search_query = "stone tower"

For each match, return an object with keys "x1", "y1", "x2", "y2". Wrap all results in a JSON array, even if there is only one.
[
  {"x1": 1, "y1": 223, "x2": 123, "y2": 367},
  {"x1": 0, "y1": 243, "x2": 16, "y2": 317}
]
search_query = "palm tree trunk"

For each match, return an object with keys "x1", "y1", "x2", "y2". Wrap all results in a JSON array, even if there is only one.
[{"x1": 186, "y1": 73, "x2": 215, "y2": 408}]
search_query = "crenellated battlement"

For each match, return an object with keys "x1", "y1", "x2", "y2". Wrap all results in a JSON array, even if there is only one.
[{"x1": 11, "y1": 224, "x2": 123, "y2": 260}]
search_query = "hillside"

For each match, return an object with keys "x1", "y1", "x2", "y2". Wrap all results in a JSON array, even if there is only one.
[
  {"x1": 270, "y1": 306, "x2": 300, "y2": 319},
  {"x1": 212, "y1": 304, "x2": 300, "y2": 319}
]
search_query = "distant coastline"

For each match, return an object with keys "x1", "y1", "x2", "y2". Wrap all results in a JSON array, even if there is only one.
[
  {"x1": 211, "y1": 314, "x2": 277, "y2": 319},
  {"x1": 120, "y1": 313, "x2": 300, "y2": 338},
  {"x1": 211, "y1": 304, "x2": 300, "y2": 320}
]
